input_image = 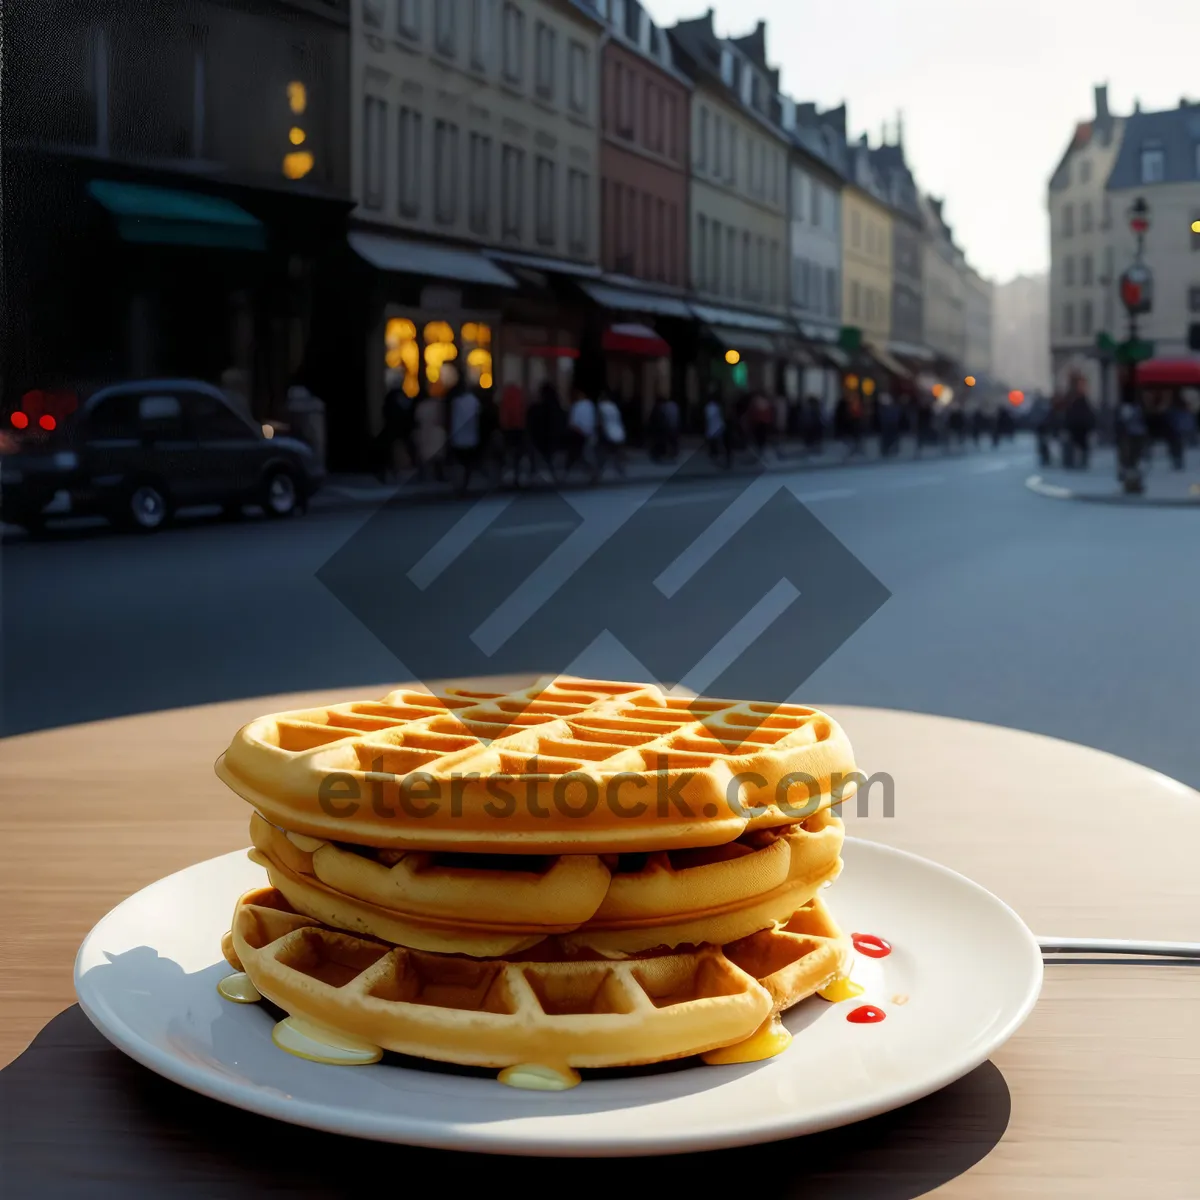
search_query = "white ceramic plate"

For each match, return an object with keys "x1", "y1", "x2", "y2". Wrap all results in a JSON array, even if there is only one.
[{"x1": 74, "y1": 839, "x2": 1041, "y2": 1157}]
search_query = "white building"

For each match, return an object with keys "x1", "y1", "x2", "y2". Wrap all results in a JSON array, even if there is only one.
[
  {"x1": 1047, "y1": 85, "x2": 1125, "y2": 400},
  {"x1": 1104, "y1": 98, "x2": 1200, "y2": 362}
]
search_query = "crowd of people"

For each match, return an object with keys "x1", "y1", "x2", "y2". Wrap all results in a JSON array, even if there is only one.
[
  {"x1": 374, "y1": 369, "x2": 1022, "y2": 494},
  {"x1": 1033, "y1": 372, "x2": 1198, "y2": 473}
]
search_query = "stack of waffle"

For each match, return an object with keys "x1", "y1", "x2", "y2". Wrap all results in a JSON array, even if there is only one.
[{"x1": 215, "y1": 678, "x2": 860, "y2": 1087}]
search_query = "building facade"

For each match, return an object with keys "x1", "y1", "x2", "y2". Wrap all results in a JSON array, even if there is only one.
[
  {"x1": 1104, "y1": 99, "x2": 1200, "y2": 363},
  {"x1": 4, "y1": 0, "x2": 352, "y2": 422},
  {"x1": 590, "y1": 0, "x2": 692, "y2": 421},
  {"x1": 961, "y1": 262, "x2": 994, "y2": 381},
  {"x1": 346, "y1": 0, "x2": 604, "y2": 447},
  {"x1": 920, "y1": 193, "x2": 966, "y2": 377},
  {"x1": 841, "y1": 136, "x2": 893, "y2": 350},
  {"x1": 1047, "y1": 85, "x2": 1125, "y2": 399},
  {"x1": 669, "y1": 14, "x2": 792, "y2": 397},
  {"x1": 870, "y1": 135, "x2": 927, "y2": 370}
]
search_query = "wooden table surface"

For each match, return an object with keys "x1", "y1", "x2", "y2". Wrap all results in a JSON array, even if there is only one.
[{"x1": 2, "y1": 677, "x2": 1198, "y2": 1196}]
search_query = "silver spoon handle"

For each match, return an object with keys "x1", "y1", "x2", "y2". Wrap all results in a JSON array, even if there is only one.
[{"x1": 1039, "y1": 937, "x2": 1200, "y2": 959}]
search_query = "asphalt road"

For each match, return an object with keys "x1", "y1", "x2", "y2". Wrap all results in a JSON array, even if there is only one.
[{"x1": 4, "y1": 436, "x2": 1199, "y2": 790}]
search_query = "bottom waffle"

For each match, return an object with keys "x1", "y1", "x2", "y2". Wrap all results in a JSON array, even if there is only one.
[{"x1": 221, "y1": 886, "x2": 851, "y2": 1074}]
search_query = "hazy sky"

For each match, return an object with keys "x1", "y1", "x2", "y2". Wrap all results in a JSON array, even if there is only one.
[{"x1": 644, "y1": 0, "x2": 1199, "y2": 284}]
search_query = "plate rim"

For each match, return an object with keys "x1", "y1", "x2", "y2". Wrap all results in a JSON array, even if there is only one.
[{"x1": 73, "y1": 837, "x2": 1044, "y2": 1157}]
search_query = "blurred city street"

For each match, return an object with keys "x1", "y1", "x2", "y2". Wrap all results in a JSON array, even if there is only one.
[{"x1": 6, "y1": 436, "x2": 1199, "y2": 790}]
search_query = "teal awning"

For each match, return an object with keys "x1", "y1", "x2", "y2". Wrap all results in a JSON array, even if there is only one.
[{"x1": 86, "y1": 180, "x2": 266, "y2": 251}]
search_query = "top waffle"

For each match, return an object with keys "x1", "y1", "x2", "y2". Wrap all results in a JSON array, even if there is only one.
[{"x1": 215, "y1": 677, "x2": 859, "y2": 854}]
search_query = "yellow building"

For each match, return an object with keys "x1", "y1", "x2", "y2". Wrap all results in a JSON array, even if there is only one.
[{"x1": 841, "y1": 141, "x2": 893, "y2": 348}]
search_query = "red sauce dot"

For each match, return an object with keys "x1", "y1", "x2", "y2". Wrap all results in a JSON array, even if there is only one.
[
  {"x1": 852, "y1": 933, "x2": 892, "y2": 958},
  {"x1": 847, "y1": 1005, "x2": 886, "y2": 1024}
]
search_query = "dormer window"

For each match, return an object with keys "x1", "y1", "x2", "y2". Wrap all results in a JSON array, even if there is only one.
[{"x1": 720, "y1": 46, "x2": 734, "y2": 85}]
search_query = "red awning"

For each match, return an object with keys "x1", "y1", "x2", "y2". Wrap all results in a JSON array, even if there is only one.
[
  {"x1": 602, "y1": 323, "x2": 670, "y2": 357},
  {"x1": 1136, "y1": 358, "x2": 1200, "y2": 386}
]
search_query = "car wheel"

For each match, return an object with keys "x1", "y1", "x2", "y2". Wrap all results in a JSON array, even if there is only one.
[
  {"x1": 121, "y1": 481, "x2": 172, "y2": 532},
  {"x1": 263, "y1": 469, "x2": 299, "y2": 518}
]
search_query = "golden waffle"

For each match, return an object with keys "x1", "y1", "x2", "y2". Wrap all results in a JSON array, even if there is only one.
[
  {"x1": 224, "y1": 886, "x2": 851, "y2": 1070},
  {"x1": 216, "y1": 677, "x2": 859, "y2": 853},
  {"x1": 247, "y1": 806, "x2": 843, "y2": 956}
]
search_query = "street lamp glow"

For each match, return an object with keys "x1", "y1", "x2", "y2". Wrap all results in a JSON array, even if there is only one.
[
  {"x1": 862, "y1": 378, "x2": 876, "y2": 396},
  {"x1": 725, "y1": 350, "x2": 740, "y2": 365},
  {"x1": 964, "y1": 375, "x2": 976, "y2": 387},
  {"x1": 845, "y1": 374, "x2": 859, "y2": 390},
  {"x1": 1192, "y1": 220, "x2": 1200, "y2": 234},
  {"x1": 283, "y1": 150, "x2": 314, "y2": 179},
  {"x1": 289, "y1": 127, "x2": 306, "y2": 145},
  {"x1": 287, "y1": 82, "x2": 307, "y2": 114}
]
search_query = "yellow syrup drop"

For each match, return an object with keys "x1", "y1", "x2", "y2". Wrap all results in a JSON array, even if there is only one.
[
  {"x1": 702, "y1": 1016, "x2": 792, "y2": 1065},
  {"x1": 271, "y1": 1016, "x2": 382, "y2": 1065},
  {"x1": 217, "y1": 972, "x2": 262, "y2": 1004},
  {"x1": 497, "y1": 1063, "x2": 582, "y2": 1091},
  {"x1": 818, "y1": 977, "x2": 865, "y2": 1003}
]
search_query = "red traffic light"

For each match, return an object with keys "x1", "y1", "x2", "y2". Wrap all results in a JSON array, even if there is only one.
[
  {"x1": 10, "y1": 411, "x2": 29, "y2": 429},
  {"x1": 1008, "y1": 390, "x2": 1024, "y2": 406},
  {"x1": 38, "y1": 414, "x2": 57, "y2": 431}
]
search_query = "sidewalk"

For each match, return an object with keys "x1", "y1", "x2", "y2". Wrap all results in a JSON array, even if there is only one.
[
  {"x1": 1025, "y1": 444, "x2": 1200, "y2": 507},
  {"x1": 314, "y1": 434, "x2": 1024, "y2": 510}
]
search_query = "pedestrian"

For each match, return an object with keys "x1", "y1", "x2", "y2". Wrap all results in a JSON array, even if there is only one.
[
  {"x1": 446, "y1": 371, "x2": 481, "y2": 495},
  {"x1": 1062, "y1": 375, "x2": 1096, "y2": 469},
  {"x1": 376, "y1": 380, "x2": 417, "y2": 482},
  {"x1": 413, "y1": 388, "x2": 446, "y2": 481},
  {"x1": 596, "y1": 390, "x2": 627, "y2": 478},
  {"x1": 946, "y1": 403, "x2": 966, "y2": 452},
  {"x1": 565, "y1": 384, "x2": 598, "y2": 477},
  {"x1": 877, "y1": 390, "x2": 900, "y2": 457},
  {"x1": 498, "y1": 381, "x2": 531, "y2": 486},
  {"x1": 803, "y1": 395, "x2": 825, "y2": 456},
  {"x1": 1167, "y1": 393, "x2": 1190, "y2": 470},
  {"x1": 704, "y1": 389, "x2": 727, "y2": 464},
  {"x1": 527, "y1": 381, "x2": 564, "y2": 481},
  {"x1": 661, "y1": 393, "x2": 681, "y2": 460},
  {"x1": 971, "y1": 406, "x2": 988, "y2": 449},
  {"x1": 1036, "y1": 394, "x2": 1063, "y2": 468},
  {"x1": 749, "y1": 392, "x2": 774, "y2": 457}
]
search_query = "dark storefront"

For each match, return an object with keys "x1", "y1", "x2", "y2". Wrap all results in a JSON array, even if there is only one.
[{"x1": 3, "y1": 0, "x2": 351, "y2": 427}]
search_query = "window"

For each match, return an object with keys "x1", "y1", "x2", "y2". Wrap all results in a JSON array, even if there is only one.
[
  {"x1": 434, "y1": 0, "x2": 454, "y2": 55},
  {"x1": 728, "y1": 126, "x2": 738, "y2": 185},
  {"x1": 503, "y1": 3, "x2": 524, "y2": 84},
  {"x1": 656, "y1": 199, "x2": 666, "y2": 281},
  {"x1": 797, "y1": 259, "x2": 809, "y2": 310},
  {"x1": 568, "y1": 169, "x2": 588, "y2": 255},
  {"x1": 1101, "y1": 195, "x2": 1112, "y2": 229},
  {"x1": 1062, "y1": 303, "x2": 1074, "y2": 336},
  {"x1": 1081, "y1": 201, "x2": 1092, "y2": 232},
  {"x1": 810, "y1": 179, "x2": 820, "y2": 226},
  {"x1": 534, "y1": 21, "x2": 554, "y2": 100},
  {"x1": 697, "y1": 106, "x2": 708, "y2": 169},
  {"x1": 363, "y1": 0, "x2": 385, "y2": 30},
  {"x1": 363, "y1": 95, "x2": 386, "y2": 209},
  {"x1": 1081, "y1": 299, "x2": 1094, "y2": 336},
  {"x1": 568, "y1": 41, "x2": 588, "y2": 115},
  {"x1": 398, "y1": 0, "x2": 420, "y2": 40},
  {"x1": 697, "y1": 214, "x2": 708, "y2": 290},
  {"x1": 756, "y1": 236, "x2": 765, "y2": 301},
  {"x1": 826, "y1": 267, "x2": 837, "y2": 318},
  {"x1": 645, "y1": 80, "x2": 659, "y2": 152},
  {"x1": 666, "y1": 95, "x2": 677, "y2": 161},
  {"x1": 747, "y1": 140, "x2": 756, "y2": 197},
  {"x1": 725, "y1": 227, "x2": 734, "y2": 297},
  {"x1": 1081, "y1": 254, "x2": 1093, "y2": 286},
  {"x1": 768, "y1": 243, "x2": 779, "y2": 307},
  {"x1": 1104, "y1": 244, "x2": 1114, "y2": 280},
  {"x1": 434, "y1": 120, "x2": 459, "y2": 224},
  {"x1": 851, "y1": 280, "x2": 861, "y2": 319},
  {"x1": 668, "y1": 202, "x2": 679, "y2": 284},
  {"x1": 742, "y1": 231, "x2": 751, "y2": 297},
  {"x1": 1189, "y1": 286, "x2": 1200, "y2": 313},
  {"x1": 1063, "y1": 255, "x2": 1075, "y2": 286},
  {"x1": 1079, "y1": 158, "x2": 1091, "y2": 184},
  {"x1": 469, "y1": 133, "x2": 491, "y2": 234},
  {"x1": 1061, "y1": 203, "x2": 1074, "y2": 237},
  {"x1": 641, "y1": 193, "x2": 652, "y2": 277},
  {"x1": 714, "y1": 116, "x2": 724, "y2": 179},
  {"x1": 398, "y1": 107, "x2": 422, "y2": 218},
  {"x1": 470, "y1": 0, "x2": 490, "y2": 70},
  {"x1": 616, "y1": 63, "x2": 633, "y2": 136},
  {"x1": 1140, "y1": 143, "x2": 1165, "y2": 184},
  {"x1": 502, "y1": 146, "x2": 524, "y2": 239},
  {"x1": 187, "y1": 394, "x2": 252, "y2": 440},
  {"x1": 710, "y1": 219, "x2": 722, "y2": 292},
  {"x1": 535, "y1": 156, "x2": 555, "y2": 244}
]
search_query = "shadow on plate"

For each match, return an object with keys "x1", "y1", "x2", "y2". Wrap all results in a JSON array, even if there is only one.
[{"x1": 1, "y1": 1003, "x2": 1010, "y2": 1197}]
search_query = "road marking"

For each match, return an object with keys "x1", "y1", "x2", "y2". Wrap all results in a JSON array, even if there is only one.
[
  {"x1": 669, "y1": 579, "x2": 801, "y2": 696},
  {"x1": 653, "y1": 476, "x2": 781, "y2": 599},
  {"x1": 491, "y1": 520, "x2": 575, "y2": 538},
  {"x1": 408, "y1": 496, "x2": 514, "y2": 589}
]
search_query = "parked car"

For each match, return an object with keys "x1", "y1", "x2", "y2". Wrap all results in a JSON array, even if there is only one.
[{"x1": 1, "y1": 380, "x2": 324, "y2": 534}]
